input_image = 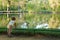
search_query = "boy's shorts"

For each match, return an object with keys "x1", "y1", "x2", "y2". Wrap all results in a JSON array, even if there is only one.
[
  {"x1": 7, "y1": 25, "x2": 10, "y2": 29},
  {"x1": 7, "y1": 25, "x2": 13, "y2": 32}
]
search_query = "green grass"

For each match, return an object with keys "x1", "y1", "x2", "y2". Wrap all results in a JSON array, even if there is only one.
[{"x1": 0, "y1": 13, "x2": 60, "y2": 28}]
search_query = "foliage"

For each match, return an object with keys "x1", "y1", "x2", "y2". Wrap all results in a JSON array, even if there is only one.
[{"x1": 0, "y1": 14, "x2": 60, "y2": 29}]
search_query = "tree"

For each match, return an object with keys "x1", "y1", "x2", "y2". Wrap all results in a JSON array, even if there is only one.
[{"x1": 48, "y1": 0, "x2": 60, "y2": 28}]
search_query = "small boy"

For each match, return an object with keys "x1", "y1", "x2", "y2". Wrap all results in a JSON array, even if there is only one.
[{"x1": 7, "y1": 17, "x2": 16, "y2": 37}]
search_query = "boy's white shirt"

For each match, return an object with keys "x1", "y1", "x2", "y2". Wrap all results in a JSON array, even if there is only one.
[{"x1": 7, "y1": 20, "x2": 15, "y2": 28}]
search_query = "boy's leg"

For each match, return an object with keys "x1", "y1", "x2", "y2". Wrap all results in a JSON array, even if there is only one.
[{"x1": 7, "y1": 27, "x2": 12, "y2": 36}]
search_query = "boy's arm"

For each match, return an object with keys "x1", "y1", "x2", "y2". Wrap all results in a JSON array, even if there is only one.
[{"x1": 14, "y1": 23, "x2": 17, "y2": 28}]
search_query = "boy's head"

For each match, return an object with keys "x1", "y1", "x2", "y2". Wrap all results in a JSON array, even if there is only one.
[{"x1": 11, "y1": 17, "x2": 16, "y2": 21}]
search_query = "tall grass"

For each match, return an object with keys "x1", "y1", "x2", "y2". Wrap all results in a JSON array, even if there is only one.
[{"x1": 0, "y1": 13, "x2": 60, "y2": 29}]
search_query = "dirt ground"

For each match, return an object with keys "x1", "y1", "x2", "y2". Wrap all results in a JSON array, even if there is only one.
[{"x1": 0, "y1": 34, "x2": 60, "y2": 40}]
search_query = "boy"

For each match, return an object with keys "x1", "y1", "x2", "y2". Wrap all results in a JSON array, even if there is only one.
[{"x1": 7, "y1": 17, "x2": 16, "y2": 37}]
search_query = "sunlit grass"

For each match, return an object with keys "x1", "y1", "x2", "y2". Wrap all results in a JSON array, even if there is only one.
[{"x1": 0, "y1": 13, "x2": 60, "y2": 29}]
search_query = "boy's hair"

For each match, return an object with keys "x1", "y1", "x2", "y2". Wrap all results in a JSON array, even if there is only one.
[{"x1": 11, "y1": 17, "x2": 16, "y2": 20}]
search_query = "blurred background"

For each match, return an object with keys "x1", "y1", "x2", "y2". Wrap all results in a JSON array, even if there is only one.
[{"x1": 0, "y1": 0, "x2": 60, "y2": 29}]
